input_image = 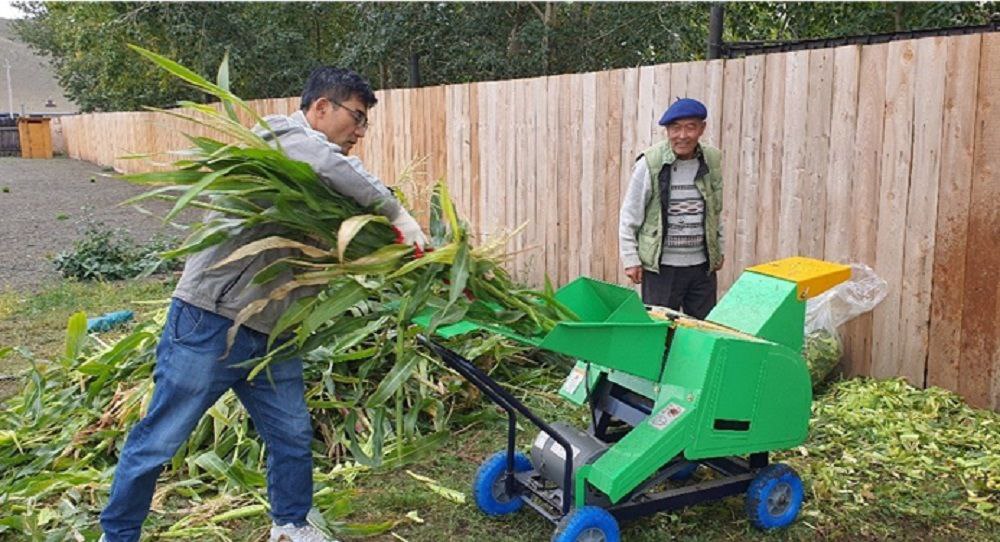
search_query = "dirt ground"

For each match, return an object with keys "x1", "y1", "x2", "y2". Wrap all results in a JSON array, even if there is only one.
[{"x1": 0, "y1": 157, "x2": 188, "y2": 292}]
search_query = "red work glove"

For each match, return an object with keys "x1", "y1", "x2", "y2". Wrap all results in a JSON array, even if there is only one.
[{"x1": 391, "y1": 225, "x2": 433, "y2": 258}]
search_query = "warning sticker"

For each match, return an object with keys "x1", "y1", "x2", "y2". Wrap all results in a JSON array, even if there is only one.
[
  {"x1": 649, "y1": 403, "x2": 686, "y2": 430},
  {"x1": 561, "y1": 366, "x2": 586, "y2": 395}
]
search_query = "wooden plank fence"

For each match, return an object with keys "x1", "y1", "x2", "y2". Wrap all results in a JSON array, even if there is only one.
[{"x1": 58, "y1": 33, "x2": 1000, "y2": 411}]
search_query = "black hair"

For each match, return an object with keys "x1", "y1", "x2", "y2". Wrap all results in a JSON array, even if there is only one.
[{"x1": 300, "y1": 67, "x2": 378, "y2": 111}]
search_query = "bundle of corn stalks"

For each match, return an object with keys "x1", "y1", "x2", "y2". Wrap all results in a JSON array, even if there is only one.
[{"x1": 122, "y1": 45, "x2": 576, "y2": 378}]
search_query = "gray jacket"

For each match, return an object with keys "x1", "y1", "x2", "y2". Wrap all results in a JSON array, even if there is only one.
[{"x1": 172, "y1": 110, "x2": 401, "y2": 335}]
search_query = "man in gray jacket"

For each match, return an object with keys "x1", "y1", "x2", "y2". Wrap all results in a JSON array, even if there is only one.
[{"x1": 100, "y1": 67, "x2": 425, "y2": 542}]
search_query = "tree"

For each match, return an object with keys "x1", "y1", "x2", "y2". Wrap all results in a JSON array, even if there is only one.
[
  {"x1": 12, "y1": 1, "x2": 996, "y2": 112},
  {"x1": 12, "y1": 1, "x2": 354, "y2": 112},
  {"x1": 723, "y1": 2, "x2": 997, "y2": 44}
]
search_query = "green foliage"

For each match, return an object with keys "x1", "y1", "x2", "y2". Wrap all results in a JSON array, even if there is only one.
[
  {"x1": 14, "y1": 2, "x2": 995, "y2": 112},
  {"x1": 339, "y1": 2, "x2": 712, "y2": 88},
  {"x1": 0, "y1": 289, "x2": 540, "y2": 539},
  {"x1": 52, "y1": 221, "x2": 179, "y2": 281},
  {"x1": 724, "y1": 2, "x2": 998, "y2": 42},
  {"x1": 12, "y1": 1, "x2": 354, "y2": 112}
]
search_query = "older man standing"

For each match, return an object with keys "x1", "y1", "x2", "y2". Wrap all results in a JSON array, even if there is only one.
[{"x1": 618, "y1": 98, "x2": 724, "y2": 320}]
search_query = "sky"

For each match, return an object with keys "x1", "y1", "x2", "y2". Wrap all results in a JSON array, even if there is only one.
[{"x1": 0, "y1": 1, "x2": 25, "y2": 19}]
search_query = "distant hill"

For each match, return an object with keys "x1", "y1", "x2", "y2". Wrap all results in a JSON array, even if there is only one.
[{"x1": 0, "y1": 17, "x2": 78, "y2": 115}]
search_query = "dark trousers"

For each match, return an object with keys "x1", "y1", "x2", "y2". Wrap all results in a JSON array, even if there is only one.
[{"x1": 641, "y1": 262, "x2": 718, "y2": 320}]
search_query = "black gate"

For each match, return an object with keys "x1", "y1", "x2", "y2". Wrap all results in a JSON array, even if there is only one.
[
  {"x1": 0, "y1": 116, "x2": 21, "y2": 156},
  {"x1": 0, "y1": 116, "x2": 19, "y2": 157}
]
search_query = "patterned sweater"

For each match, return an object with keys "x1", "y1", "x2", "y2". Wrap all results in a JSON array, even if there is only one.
[{"x1": 661, "y1": 158, "x2": 706, "y2": 266}]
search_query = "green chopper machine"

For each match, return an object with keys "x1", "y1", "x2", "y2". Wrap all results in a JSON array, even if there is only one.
[{"x1": 418, "y1": 257, "x2": 851, "y2": 541}]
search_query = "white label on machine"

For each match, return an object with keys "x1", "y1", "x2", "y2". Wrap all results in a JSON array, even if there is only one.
[
  {"x1": 650, "y1": 403, "x2": 686, "y2": 430},
  {"x1": 561, "y1": 366, "x2": 586, "y2": 395}
]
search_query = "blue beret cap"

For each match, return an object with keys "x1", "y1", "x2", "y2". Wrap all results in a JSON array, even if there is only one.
[{"x1": 658, "y1": 98, "x2": 707, "y2": 126}]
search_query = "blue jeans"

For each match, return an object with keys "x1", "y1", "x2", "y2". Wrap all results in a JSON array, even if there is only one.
[{"x1": 100, "y1": 298, "x2": 313, "y2": 541}]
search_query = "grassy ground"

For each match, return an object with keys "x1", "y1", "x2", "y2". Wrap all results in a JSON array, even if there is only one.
[
  {"x1": 1, "y1": 278, "x2": 996, "y2": 541},
  {"x1": 0, "y1": 275, "x2": 177, "y2": 399}
]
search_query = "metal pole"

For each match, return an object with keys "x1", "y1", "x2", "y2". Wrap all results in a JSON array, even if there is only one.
[
  {"x1": 4, "y1": 58, "x2": 13, "y2": 116},
  {"x1": 409, "y1": 52, "x2": 421, "y2": 87},
  {"x1": 708, "y1": 4, "x2": 725, "y2": 60}
]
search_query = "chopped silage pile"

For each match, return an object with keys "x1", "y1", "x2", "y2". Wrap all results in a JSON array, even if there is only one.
[{"x1": 782, "y1": 378, "x2": 999, "y2": 528}]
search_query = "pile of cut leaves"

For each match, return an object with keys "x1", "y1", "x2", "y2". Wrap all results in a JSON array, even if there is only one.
[
  {"x1": 0, "y1": 304, "x2": 547, "y2": 540},
  {"x1": 781, "y1": 378, "x2": 999, "y2": 531}
]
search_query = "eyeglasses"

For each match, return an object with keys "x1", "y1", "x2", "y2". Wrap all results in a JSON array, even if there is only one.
[{"x1": 330, "y1": 99, "x2": 368, "y2": 129}]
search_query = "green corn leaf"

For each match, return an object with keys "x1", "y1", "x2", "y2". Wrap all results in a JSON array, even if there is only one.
[
  {"x1": 338, "y1": 214, "x2": 390, "y2": 262},
  {"x1": 300, "y1": 282, "x2": 369, "y2": 338},
  {"x1": 365, "y1": 353, "x2": 421, "y2": 408},
  {"x1": 338, "y1": 520, "x2": 399, "y2": 536},
  {"x1": 378, "y1": 430, "x2": 451, "y2": 469},
  {"x1": 438, "y1": 181, "x2": 462, "y2": 243},
  {"x1": 129, "y1": 44, "x2": 268, "y2": 131},
  {"x1": 406, "y1": 470, "x2": 466, "y2": 504},
  {"x1": 388, "y1": 242, "x2": 457, "y2": 278},
  {"x1": 267, "y1": 296, "x2": 317, "y2": 348},
  {"x1": 428, "y1": 184, "x2": 447, "y2": 245},
  {"x1": 209, "y1": 235, "x2": 330, "y2": 271},
  {"x1": 63, "y1": 312, "x2": 88, "y2": 363},
  {"x1": 210, "y1": 504, "x2": 267, "y2": 523},
  {"x1": 447, "y1": 241, "x2": 470, "y2": 305},
  {"x1": 215, "y1": 49, "x2": 239, "y2": 122},
  {"x1": 160, "y1": 218, "x2": 242, "y2": 259},
  {"x1": 122, "y1": 169, "x2": 208, "y2": 187},
  {"x1": 165, "y1": 164, "x2": 240, "y2": 221}
]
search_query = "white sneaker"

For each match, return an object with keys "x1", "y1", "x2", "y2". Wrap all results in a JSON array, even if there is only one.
[{"x1": 269, "y1": 522, "x2": 338, "y2": 542}]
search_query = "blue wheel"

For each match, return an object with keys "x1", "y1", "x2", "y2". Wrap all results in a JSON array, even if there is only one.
[
  {"x1": 745, "y1": 463, "x2": 804, "y2": 530},
  {"x1": 473, "y1": 450, "x2": 532, "y2": 516},
  {"x1": 669, "y1": 462, "x2": 699, "y2": 481},
  {"x1": 552, "y1": 506, "x2": 620, "y2": 542}
]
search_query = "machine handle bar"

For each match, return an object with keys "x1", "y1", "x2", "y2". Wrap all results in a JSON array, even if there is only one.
[{"x1": 417, "y1": 334, "x2": 575, "y2": 515}]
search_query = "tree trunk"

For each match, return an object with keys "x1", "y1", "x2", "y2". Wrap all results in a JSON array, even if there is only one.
[{"x1": 542, "y1": 2, "x2": 552, "y2": 74}]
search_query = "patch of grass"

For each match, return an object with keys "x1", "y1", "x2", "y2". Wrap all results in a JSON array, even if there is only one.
[{"x1": 0, "y1": 276, "x2": 175, "y2": 398}]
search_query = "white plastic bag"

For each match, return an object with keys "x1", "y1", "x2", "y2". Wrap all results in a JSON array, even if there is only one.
[
  {"x1": 805, "y1": 263, "x2": 888, "y2": 337},
  {"x1": 802, "y1": 264, "x2": 888, "y2": 386}
]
